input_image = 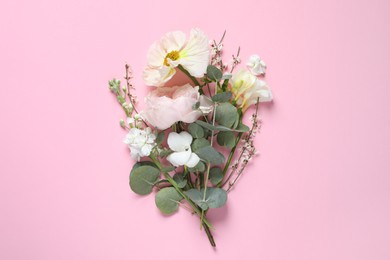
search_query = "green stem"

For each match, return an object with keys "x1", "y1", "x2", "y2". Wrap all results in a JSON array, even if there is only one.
[
  {"x1": 177, "y1": 65, "x2": 203, "y2": 93},
  {"x1": 150, "y1": 155, "x2": 213, "y2": 228},
  {"x1": 218, "y1": 132, "x2": 243, "y2": 187}
]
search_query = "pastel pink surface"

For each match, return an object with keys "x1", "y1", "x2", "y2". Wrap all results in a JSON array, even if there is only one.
[{"x1": 1, "y1": 0, "x2": 390, "y2": 259}]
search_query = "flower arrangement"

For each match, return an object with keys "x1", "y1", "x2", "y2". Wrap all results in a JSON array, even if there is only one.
[{"x1": 108, "y1": 28, "x2": 272, "y2": 247}]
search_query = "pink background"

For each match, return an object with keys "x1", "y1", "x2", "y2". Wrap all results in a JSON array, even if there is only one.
[{"x1": 1, "y1": 0, "x2": 390, "y2": 259}]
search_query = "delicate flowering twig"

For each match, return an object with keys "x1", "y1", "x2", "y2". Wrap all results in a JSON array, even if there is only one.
[
  {"x1": 124, "y1": 64, "x2": 149, "y2": 127},
  {"x1": 230, "y1": 47, "x2": 241, "y2": 73},
  {"x1": 210, "y1": 30, "x2": 227, "y2": 71},
  {"x1": 221, "y1": 98, "x2": 261, "y2": 190}
]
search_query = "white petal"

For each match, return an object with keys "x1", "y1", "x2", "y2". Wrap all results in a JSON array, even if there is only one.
[
  {"x1": 146, "y1": 42, "x2": 166, "y2": 68},
  {"x1": 160, "y1": 31, "x2": 186, "y2": 53},
  {"x1": 143, "y1": 66, "x2": 176, "y2": 87},
  {"x1": 167, "y1": 131, "x2": 193, "y2": 152},
  {"x1": 179, "y1": 28, "x2": 210, "y2": 77},
  {"x1": 167, "y1": 150, "x2": 192, "y2": 167},
  {"x1": 186, "y1": 152, "x2": 200, "y2": 168}
]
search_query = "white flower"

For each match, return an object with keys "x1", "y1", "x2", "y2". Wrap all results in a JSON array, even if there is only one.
[
  {"x1": 124, "y1": 127, "x2": 156, "y2": 161},
  {"x1": 230, "y1": 69, "x2": 272, "y2": 111},
  {"x1": 246, "y1": 55, "x2": 266, "y2": 75},
  {"x1": 143, "y1": 28, "x2": 210, "y2": 87},
  {"x1": 198, "y1": 95, "x2": 214, "y2": 115},
  {"x1": 166, "y1": 132, "x2": 200, "y2": 168}
]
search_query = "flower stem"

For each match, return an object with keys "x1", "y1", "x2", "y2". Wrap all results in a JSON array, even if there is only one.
[
  {"x1": 218, "y1": 132, "x2": 243, "y2": 187},
  {"x1": 177, "y1": 65, "x2": 203, "y2": 93},
  {"x1": 150, "y1": 155, "x2": 213, "y2": 229},
  {"x1": 203, "y1": 222, "x2": 216, "y2": 247}
]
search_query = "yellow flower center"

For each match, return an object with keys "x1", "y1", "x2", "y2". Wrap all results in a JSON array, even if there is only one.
[{"x1": 164, "y1": 51, "x2": 180, "y2": 66}]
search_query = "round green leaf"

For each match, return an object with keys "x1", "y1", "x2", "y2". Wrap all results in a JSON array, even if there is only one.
[
  {"x1": 209, "y1": 167, "x2": 223, "y2": 185},
  {"x1": 215, "y1": 103, "x2": 238, "y2": 128},
  {"x1": 191, "y1": 138, "x2": 210, "y2": 152},
  {"x1": 155, "y1": 187, "x2": 183, "y2": 215},
  {"x1": 217, "y1": 131, "x2": 236, "y2": 148},
  {"x1": 195, "y1": 146, "x2": 225, "y2": 165},
  {"x1": 173, "y1": 173, "x2": 187, "y2": 188},
  {"x1": 188, "y1": 123, "x2": 204, "y2": 139},
  {"x1": 204, "y1": 188, "x2": 227, "y2": 208},
  {"x1": 129, "y1": 165, "x2": 160, "y2": 195}
]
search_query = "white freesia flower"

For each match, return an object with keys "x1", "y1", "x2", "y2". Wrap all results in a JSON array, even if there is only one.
[
  {"x1": 166, "y1": 132, "x2": 200, "y2": 168},
  {"x1": 246, "y1": 55, "x2": 267, "y2": 75},
  {"x1": 124, "y1": 127, "x2": 156, "y2": 161},
  {"x1": 143, "y1": 28, "x2": 210, "y2": 87},
  {"x1": 230, "y1": 69, "x2": 272, "y2": 111}
]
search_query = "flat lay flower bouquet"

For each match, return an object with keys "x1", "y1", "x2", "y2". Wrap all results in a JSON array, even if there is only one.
[{"x1": 108, "y1": 28, "x2": 272, "y2": 247}]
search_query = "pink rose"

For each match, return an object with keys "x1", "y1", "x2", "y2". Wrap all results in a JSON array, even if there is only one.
[{"x1": 141, "y1": 84, "x2": 203, "y2": 130}]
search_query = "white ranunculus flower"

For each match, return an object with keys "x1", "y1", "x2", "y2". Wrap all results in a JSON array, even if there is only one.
[
  {"x1": 246, "y1": 55, "x2": 267, "y2": 76},
  {"x1": 230, "y1": 69, "x2": 273, "y2": 111},
  {"x1": 143, "y1": 28, "x2": 210, "y2": 87},
  {"x1": 124, "y1": 127, "x2": 156, "y2": 161},
  {"x1": 166, "y1": 132, "x2": 200, "y2": 168}
]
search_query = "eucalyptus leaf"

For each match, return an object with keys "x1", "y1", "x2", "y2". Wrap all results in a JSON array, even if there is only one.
[
  {"x1": 203, "y1": 188, "x2": 227, "y2": 208},
  {"x1": 156, "y1": 131, "x2": 165, "y2": 145},
  {"x1": 235, "y1": 122, "x2": 250, "y2": 132},
  {"x1": 217, "y1": 131, "x2": 235, "y2": 148},
  {"x1": 211, "y1": 92, "x2": 232, "y2": 103},
  {"x1": 188, "y1": 123, "x2": 204, "y2": 139},
  {"x1": 188, "y1": 161, "x2": 206, "y2": 173},
  {"x1": 215, "y1": 102, "x2": 238, "y2": 128},
  {"x1": 155, "y1": 187, "x2": 183, "y2": 215},
  {"x1": 185, "y1": 189, "x2": 208, "y2": 210},
  {"x1": 129, "y1": 165, "x2": 160, "y2": 195},
  {"x1": 173, "y1": 173, "x2": 187, "y2": 188},
  {"x1": 207, "y1": 65, "x2": 223, "y2": 81},
  {"x1": 195, "y1": 146, "x2": 225, "y2": 165},
  {"x1": 185, "y1": 187, "x2": 227, "y2": 210},
  {"x1": 191, "y1": 138, "x2": 210, "y2": 152},
  {"x1": 161, "y1": 166, "x2": 175, "y2": 172},
  {"x1": 209, "y1": 167, "x2": 223, "y2": 185}
]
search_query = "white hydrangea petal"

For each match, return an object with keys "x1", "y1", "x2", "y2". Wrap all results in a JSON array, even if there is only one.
[
  {"x1": 186, "y1": 152, "x2": 200, "y2": 168},
  {"x1": 167, "y1": 150, "x2": 192, "y2": 167}
]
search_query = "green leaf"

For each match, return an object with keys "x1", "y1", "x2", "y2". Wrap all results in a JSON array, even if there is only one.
[
  {"x1": 185, "y1": 189, "x2": 209, "y2": 210},
  {"x1": 161, "y1": 166, "x2": 175, "y2": 172},
  {"x1": 195, "y1": 120, "x2": 231, "y2": 132},
  {"x1": 215, "y1": 102, "x2": 238, "y2": 128},
  {"x1": 209, "y1": 167, "x2": 223, "y2": 185},
  {"x1": 207, "y1": 65, "x2": 223, "y2": 81},
  {"x1": 188, "y1": 123, "x2": 204, "y2": 139},
  {"x1": 195, "y1": 146, "x2": 225, "y2": 165},
  {"x1": 191, "y1": 138, "x2": 210, "y2": 152},
  {"x1": 235, "y1": 122, "x2": 250, "y2": 132},
  {"x1": 185, "y1": 188, "x2": 227, "y2": 210},
  {"x1": 156, "y1": 131, "x2": 165, "y2": 145},
  {"x1": 203, "y1": 188, "x2": 227, "y2": 208},
  {"x1": 217, "y1": 131, "x2": 236, "y2": 148},
  {"x1": 129, "y1": 165, "x2": 160, "y2": 195},
  {"x1": 211, "y1": 92, "x2": 232, "y2": 103},
  {"x1": 188, "y1": 161, "x2": 206, "y2": 173},
  {"x1": 155, "y1": 187, "x2": 183, "y2": 215},
  {"x1": 173, "y1": 173, "x2": 187, "y2": 188}
]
